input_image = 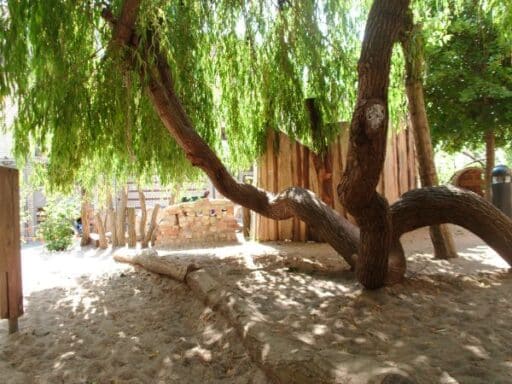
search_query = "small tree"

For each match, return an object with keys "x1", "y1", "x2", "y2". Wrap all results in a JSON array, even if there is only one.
[{"x1": 38, "y1": 195, "x2": 79, "y2": 251}]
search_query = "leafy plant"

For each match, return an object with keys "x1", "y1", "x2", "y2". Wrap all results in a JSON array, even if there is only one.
[{"x1": 38, "y1": 195, "x2": 79, "y2": 251}]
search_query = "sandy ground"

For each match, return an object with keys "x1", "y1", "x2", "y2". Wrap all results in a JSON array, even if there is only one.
[
  {"x1": 1, "y1": 225, "x2": 511, "y2": 383},
  {"x1": 0, "y1": 244, "x2": 268, "y2": 384}
]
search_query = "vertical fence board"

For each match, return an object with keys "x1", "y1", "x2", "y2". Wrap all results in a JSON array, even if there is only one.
[
  {"x1": 0, "y1": 167, "x2": 23, "y2": 326},
  {"x1": 277, "y1": 134, "x2": 294, "y2": 240}
]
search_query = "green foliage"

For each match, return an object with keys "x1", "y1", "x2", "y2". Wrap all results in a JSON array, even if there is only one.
[
  {"x1": 0, "y1": 1, "x2": 422, "y2": 191},
  {"x1": 38, "y1": 195, "x2": 79, "y2": 251},
  {"x1": 423, "y1": 0, "x2": 512, "y2": 152}
]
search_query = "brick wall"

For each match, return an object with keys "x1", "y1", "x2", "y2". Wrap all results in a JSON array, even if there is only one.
[{"x1": 154, "y1": 199, "x2": 239, "y2": 247}]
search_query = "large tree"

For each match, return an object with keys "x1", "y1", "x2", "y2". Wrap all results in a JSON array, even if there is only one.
[{"x1": 2, "y1": 0, "x2": 512, "y2": 289}]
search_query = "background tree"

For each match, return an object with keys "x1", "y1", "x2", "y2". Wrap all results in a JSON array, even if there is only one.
[
  {"x1": 400, "y1": 13, "x2": 457, "y2": 260},
  {"x1": 424, "y1": 0, "x2": 512, "y2": 200}
]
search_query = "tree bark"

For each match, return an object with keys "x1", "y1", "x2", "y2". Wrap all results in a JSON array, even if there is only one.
[
  {"x1": 143, "y1": 204, "x2": 161, "y2": 248},
  {"x1": 95, "y1": 213, "x2": 108, "y2": 249},
  {"x1": 484, "y1": 129, "x2": 495, "y2": 201},
  {"x1": 400, "y1": 18, "x2": 458, "y2": 260},
  {"x1": 138, "y1": 188, "x2": 147, "y2": 241},
  {"x1": 116, "y1": 187, "x2": 127, "y2": 247},
  {"x1": 337, "y1": 0, "x2": 410, "y2": 288},
  {"x1": 80, "y1": 192, "x2": 90, "y2": 247},
  {"x1": 127, "y1": 207, "x2": 137, "y2": 248}
]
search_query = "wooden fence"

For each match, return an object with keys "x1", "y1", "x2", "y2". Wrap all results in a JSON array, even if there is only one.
[{"x1": 255, "y1": 124, "x2": 418, "y2": 241}]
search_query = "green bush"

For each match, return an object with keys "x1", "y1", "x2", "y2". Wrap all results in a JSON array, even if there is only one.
[{"x1": 38, "y1": 196, "x2": 79, "y2": 251}]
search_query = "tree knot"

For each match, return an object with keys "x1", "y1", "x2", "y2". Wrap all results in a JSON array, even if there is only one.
[{"x1": 364, "y1": 100, "x2": 386, "y2": 137}]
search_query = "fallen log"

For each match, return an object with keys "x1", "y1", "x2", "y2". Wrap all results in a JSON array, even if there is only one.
[{"x1": 113, "y1": 248, "x2": 198, "y2": 282}]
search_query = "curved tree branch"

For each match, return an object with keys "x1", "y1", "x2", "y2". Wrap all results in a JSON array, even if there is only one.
[{"x1": 391, "y1": 185, "x2": 512, "y2": 265}]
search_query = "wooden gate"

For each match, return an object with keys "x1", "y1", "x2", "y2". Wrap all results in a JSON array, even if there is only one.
[{"x1": 0, "y1": 166, "x2": 23, "y2": 333}]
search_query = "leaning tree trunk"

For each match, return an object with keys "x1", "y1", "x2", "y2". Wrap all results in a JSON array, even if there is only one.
[
  {"x1": 400, "y1": 18, "x2": 458, "y2": 260},
  {"x1": 116, "y1": 187, "x2": 128, "y2": 247},
  {"x1": 337, "y1": 0, "x2": 410, "y2": 288},
  {"x1": 484, "y1": 129, "x2": 495, "y2": 202},
  {"x1": 104, "y1": 0, "x2": 512, "y2": 289}
]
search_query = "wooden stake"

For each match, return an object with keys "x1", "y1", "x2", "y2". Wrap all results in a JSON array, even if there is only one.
[{"x1": 127, "y1": 208, "x2": 137, "y2": 248}]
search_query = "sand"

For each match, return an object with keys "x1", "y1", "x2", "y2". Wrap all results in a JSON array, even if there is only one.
[
  {"x1": 0, "y1": 245, "x2": 267, "y2": 384},
  {"x1": 1, "y1": 225, "x2": 511, "y2": 383}
]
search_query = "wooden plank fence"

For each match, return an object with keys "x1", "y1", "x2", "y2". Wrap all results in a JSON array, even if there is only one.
[
  {"x1": 255, "y1": 124, "x2": 418, "y2": 241},
  {"x1": 0, "y1": 166, "x2": 23, "y2": 333}
]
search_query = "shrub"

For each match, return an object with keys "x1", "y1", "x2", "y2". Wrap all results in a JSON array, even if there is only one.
[{"x1": 38, "y1": 196, "x2": 79, "y2": 251}]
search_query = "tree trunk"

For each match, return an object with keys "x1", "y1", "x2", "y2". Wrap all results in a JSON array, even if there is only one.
[
  {"x1": 143, "y1": 204, "x2": 160, "y2": 248},
  {"x1": 95, "y1": 212, "x2": 108, "y2": 249},
  {"x1": 80, "y1": 192, "x2": 90, "y2": 247},
  {"x1": 108, "y1": 208, "x2": 118, "y2": 247},
  {"x1": 127, "y1": 207, "x2": 137, "y2": 248},
  {"x1": 484, "y1": 129, "x2": 495, "y2": 201},
  {"x1": 116, "y1": 187, "x2": 127, "y2": 247},
  {"x1": 337, "y1": 0, "x2": 410, "y2": 288},
  {"x1": 138, "y1": 188, "x2": 147, "y2": 241},
  {"x1": 400, "y1": 18, "x2": 458, "y2": 260}
]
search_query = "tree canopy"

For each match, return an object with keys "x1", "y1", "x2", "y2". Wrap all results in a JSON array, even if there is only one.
[
  {"x1": 424, "y1": 0, "x2": 512, "y2": 152},
  {"x1": 0, "y1": 0, "x2": 381, "y2": 189}
]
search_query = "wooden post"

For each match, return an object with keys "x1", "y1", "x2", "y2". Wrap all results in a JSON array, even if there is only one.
[
  {"x1": 108, "y1": 208, "x2": 118, "y2": 247},
  {"x1": 138, "y1": 189, "x2": 147, "y2": 241},
  {"x1": 127, "y1": 208, "x2": 137, "y2": 248},
  {"x1": 0, "y1": 167, "x2": 23, "y2": 334},
  {"x1": 95, "y1": 213, "x2": 108, "y2": 249},
  {"x1": 143, "y1": 204, "x2": 160, "y2": 248},
  {"x1": 116, "y1": 187, "x2": 128, "y2": 246},
  {"x1": 242, "y1": 207, "x2": 251, "y2": 238}
]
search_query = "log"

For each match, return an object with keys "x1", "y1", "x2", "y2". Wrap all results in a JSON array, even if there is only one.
[
  {"x1": 127, "y1": 207, "x2": 137, "y2": 248},
  {"x1": 95, "y1": 213, "x2": 108, "y2": 249},
  {"x1": 142, "y1": 204, "x2": 160, "y2": 248},
  {"x1": 113, "y1": 248, "x2": 197, "y2": 282}
]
